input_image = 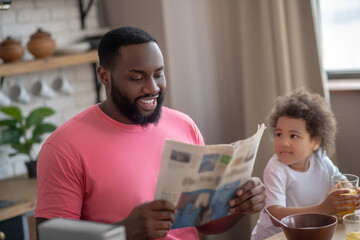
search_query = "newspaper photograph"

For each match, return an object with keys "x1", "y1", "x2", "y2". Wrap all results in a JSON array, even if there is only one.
[{"x1": 154, "y1": 124, "x2": 266, "y2": 229}]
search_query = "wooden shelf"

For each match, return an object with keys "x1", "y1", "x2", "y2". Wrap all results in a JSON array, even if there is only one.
[
  {"x1": 0, "y1": 50, "x2": 98, "y2": 77},
  {"x1": 0, "y1": 49, "x2": 102, "y2": 103}
]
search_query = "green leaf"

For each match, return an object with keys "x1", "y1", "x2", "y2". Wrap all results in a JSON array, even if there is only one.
[
  {"x1": 0, "y1": 107, "x2": 22, "y2": 122},
  {"x1": 0, "y1": 128, "x2": 22, "y2": 144},
  {"x1": 9, "y1": 152, "x2": 19, "y2": 157},
  {"x1": 1, "y1": 106, "x2": 56, "y2": 160},
  {"x1": 25, "y1": 139, "x2": 35, "y2": 149},
  {"x1": 10, "y1": 143, "x2": 30, "y2": 155},
  {"x1": 0, "y1": 119, "x2": 18, "y2": 127},
  {"x1": 26, "y1": 107, "x2": 55, "y2": 127},
  {"x1": 33, "y1": 137, "x2": 42, "y2": 143},
  {"x1": 32, "y1": 123, "x2": 57, "y2": 139}
]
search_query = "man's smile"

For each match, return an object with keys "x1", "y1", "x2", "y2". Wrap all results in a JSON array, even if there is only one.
[{"x1": 137, "y1": 94, "x2": 159, "y2": 111}]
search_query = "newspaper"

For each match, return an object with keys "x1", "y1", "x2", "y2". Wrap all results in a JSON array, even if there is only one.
[{"x1": 154, "y1": 124, "x2": 266, "y2": 229}]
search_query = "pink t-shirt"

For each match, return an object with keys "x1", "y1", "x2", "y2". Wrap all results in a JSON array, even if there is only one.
[{"x1": 35, "y1": 105, "x2": 204, "y2": 239}]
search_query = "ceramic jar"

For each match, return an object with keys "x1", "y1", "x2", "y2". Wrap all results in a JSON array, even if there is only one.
[
  {"x1": 0, "y1": 37, "x2": 25, "y2": 63},
  {"x1": 27, "y1": 28, "x2": 56, "y2": 59}
]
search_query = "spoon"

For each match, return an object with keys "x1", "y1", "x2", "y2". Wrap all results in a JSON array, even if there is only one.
[{"x1": 264, "y1": 207, "x2": 288, "y2": 227}]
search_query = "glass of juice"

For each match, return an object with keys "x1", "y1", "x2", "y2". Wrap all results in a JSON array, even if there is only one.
[
  {"x1": 331, "y1": 173, "x2": 359, "y2": 222},
  {"x1": 344, "y1": 213, "x2": 360, "y2": 240}
]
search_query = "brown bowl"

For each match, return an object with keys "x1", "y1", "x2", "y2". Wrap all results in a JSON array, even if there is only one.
[{"x1": 281, "y1": 213, "x2": 337, "y2": 240}]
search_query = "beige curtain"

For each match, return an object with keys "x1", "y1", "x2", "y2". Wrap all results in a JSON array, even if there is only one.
[
  {"x1": 162, "y1": 0, "x2": 326, "y2": 239},
  {"x1": 100, "y1": 0, "x2": 326, "y2": 238},
  {"x1": 226, "y1": 1, "x2": 326, "y2": 238}
]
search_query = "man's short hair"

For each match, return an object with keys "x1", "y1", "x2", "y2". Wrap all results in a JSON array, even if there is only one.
[{"x1": 98, "y1": 26, "x2": 158, "y2": 70}]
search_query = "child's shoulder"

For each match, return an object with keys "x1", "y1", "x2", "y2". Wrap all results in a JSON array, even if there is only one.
[
  {"x1": 264, "y1": 155, "x2": 287, "y2": 173},
  {"x1": 313, "y1": 150, "x2": 337, "y2": 168}
]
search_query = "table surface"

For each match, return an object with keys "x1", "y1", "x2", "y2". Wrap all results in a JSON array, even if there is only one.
[
  {"x1": 265, "y1": 223, "x2": 346, "y2": 239},
  {"x1": 0, "y1": 175, "x2": 37, "y2": 221}
]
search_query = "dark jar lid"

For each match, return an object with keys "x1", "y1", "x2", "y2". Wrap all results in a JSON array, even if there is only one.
[
  {"x1": 0, "y1": 37, "x2": 22, "y2": 47},
  {"x1": 30, "y1": 28, "x2": 52, "y2": 39}
]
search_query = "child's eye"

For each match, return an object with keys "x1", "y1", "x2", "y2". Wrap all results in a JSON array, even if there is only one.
[
  {"x1": 290, "y1": 134, "x2": 298, "y2": 139},
  {"x1": 275, "y1": 132, "x2": 282, "y2": 138}
]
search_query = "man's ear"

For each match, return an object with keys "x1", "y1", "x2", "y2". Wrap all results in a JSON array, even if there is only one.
[
  {"x1": 97, "y1": 66, "x2": 111, "y2": 88},
  {"x1": 312, "y1": 137, "x2": 321, "y2": 151}
]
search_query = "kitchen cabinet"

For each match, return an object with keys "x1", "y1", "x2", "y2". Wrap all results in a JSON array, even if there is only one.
[{"x1": 0, "y1": 50, "x2": 102, "y2": 103}]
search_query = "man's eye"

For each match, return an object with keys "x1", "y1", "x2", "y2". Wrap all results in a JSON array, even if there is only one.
[
  {"x1": 154, "y1": 73, "x2": 164, "y2": 79},
  {"x1": 130, "y1": 76, "x2": 143, "y2": 80}
]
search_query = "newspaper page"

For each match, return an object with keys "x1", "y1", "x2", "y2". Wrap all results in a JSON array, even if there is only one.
[{"x1": 154, "y1": 124, "x2": 266, "y2": 229}]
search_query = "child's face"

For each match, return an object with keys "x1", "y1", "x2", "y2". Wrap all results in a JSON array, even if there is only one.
[{"x1": 274, "y1": 116, "x2": 320, "y2": 171}]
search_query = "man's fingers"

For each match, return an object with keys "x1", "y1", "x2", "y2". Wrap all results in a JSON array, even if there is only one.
[
  {"x1": 151, "y1": 220, "x2": 173, "y2": 230},
  {"x1": 230, "y1": 179, "x2": 265, "y2": 206},
  {"x1": 229, "y1": 193, "x2": 265, "y2": 214},
  {"x1": 149, "y1": 230, "x2": 170, "y2": 239},
  {"x1": 144, "y1": 199, "x2": 176, "y2": 212},
  {"x1": 151, "y1": 210, "x2": 176, "y2": 223},
  {"x1": 237, "y1": 177, "x2": 262, "y2": 195}
]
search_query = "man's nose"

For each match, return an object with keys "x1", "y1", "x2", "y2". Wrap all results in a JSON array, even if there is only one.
[{"x1": 143, "y1": 77, "x2": 160, "y2": 94}]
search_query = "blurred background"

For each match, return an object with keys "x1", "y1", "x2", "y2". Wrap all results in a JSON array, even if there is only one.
[{"x1": 0, "y1": 0, "x2": 359, "y2": 239}]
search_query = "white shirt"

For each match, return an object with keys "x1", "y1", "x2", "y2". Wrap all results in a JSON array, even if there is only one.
[{"x1": 251, "y1": 151, "x2": 340, "y2": 240}]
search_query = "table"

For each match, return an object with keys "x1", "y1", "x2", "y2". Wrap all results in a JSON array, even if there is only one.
[
  {"x1": 266, "y1": 223, "x2": 346, "y2": 239},
  {"x1": 0, "y1": 175, "x2": 37, "y2": 240},
  {"x1": 0, "y1": 174, "x2": 37, "y2": 221}
]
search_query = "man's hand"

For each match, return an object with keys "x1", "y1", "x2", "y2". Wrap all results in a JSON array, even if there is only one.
[
  {"x1": 116, "y1": 200, "x2": 176, "y2": 240},
  {"x1": 228, "y1": 177, "x2": 265, "y2": 214}
]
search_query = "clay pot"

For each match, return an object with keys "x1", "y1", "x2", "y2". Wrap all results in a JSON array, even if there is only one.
[
  {"x1": 25, "y1": 161, "x2": 37, "y2": 178},
  {"x1": 0, "y1": 37, "x2": 25, "y2": 63},
  {"x1": 27, "y1": 28, "x2": 56, "y2": 59}
]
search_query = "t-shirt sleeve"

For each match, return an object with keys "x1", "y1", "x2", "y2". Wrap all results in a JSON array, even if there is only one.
[
  {"x1": 321, "y1": 152, "x2": 340, "y2": 178},
  {"x1": 192, "y1": 120, "x2": 205, "y2": 146},
  {"x1": 264, "y1": 158, "x2": 287, "y2": 207},
  {"x1": 182, "y1": 112, "x2": 205, "y2": 146},
  {"x1": 35, "y1": 143, "x2": 84, "y2": 220}
]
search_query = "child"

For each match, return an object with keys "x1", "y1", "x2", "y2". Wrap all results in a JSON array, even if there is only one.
[{"x1": 251, "y1": 88, "x2": 359, "y2": 240}]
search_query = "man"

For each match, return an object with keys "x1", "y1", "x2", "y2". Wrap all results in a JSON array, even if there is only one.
[{"x1": 35, "y1": 26, "x2": 265, "y2": 240}]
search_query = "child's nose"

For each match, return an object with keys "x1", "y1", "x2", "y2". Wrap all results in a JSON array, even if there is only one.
[{"x1": 281, "y1": 138, "x2": 290, "y2": 147}]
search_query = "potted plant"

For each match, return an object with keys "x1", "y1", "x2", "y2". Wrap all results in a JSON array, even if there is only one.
[{"x1": 0, "y1": 106, "x2": 57, "y2": 178}]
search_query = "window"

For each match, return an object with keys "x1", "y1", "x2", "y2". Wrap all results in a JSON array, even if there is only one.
[{"x1": 318, "y1": 0, "x2": 360, "y2": 80}]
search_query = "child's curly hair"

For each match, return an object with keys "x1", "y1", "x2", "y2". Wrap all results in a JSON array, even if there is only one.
[{"x1": 267, "y1": 88, "x2": 337, "y2": 156}]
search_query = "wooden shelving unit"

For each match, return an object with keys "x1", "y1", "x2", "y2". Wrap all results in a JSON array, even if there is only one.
[
  {"x1": 0, "y1": 50, "x2": 98, "y2": 77},
  {"x1": 0, "y1": 50, "x2": 102, "y2": 103}
]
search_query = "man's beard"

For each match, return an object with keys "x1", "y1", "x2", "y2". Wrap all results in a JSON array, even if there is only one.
[{"x1": 110, "y1": 76, "x2": 165, "y2": 127}]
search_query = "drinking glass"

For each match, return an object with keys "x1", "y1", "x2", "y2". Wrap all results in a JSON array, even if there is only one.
[
  {"x1": 344, "y1": 213, "x2": 360, "y2": 240},
  {"x1": 331, "y1": 173, "x2": 359, "y2": 222}
]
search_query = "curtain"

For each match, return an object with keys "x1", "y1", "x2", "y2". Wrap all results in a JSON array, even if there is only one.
[
  {"x1": 228, "y1": 1, "x2": 326, "y2": 237},
  {"x1": 162, "y1": 0, "x2": 326, "y2": 239}
]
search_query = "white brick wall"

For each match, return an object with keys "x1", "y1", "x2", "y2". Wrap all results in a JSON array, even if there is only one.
[{"x1": 0, "y1": 0, "x2": 107, "y2": 180}]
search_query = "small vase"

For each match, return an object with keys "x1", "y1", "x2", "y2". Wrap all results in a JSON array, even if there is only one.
[
  {"x1": 27, "y1": 28, "x2": 56, "y2": 59},
  {"x1": 25, "y1": 161, "x2": 37, "y2": 178},
  {"x1": 0, "y1": 37, "x2": 25, "y2": 63}
]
